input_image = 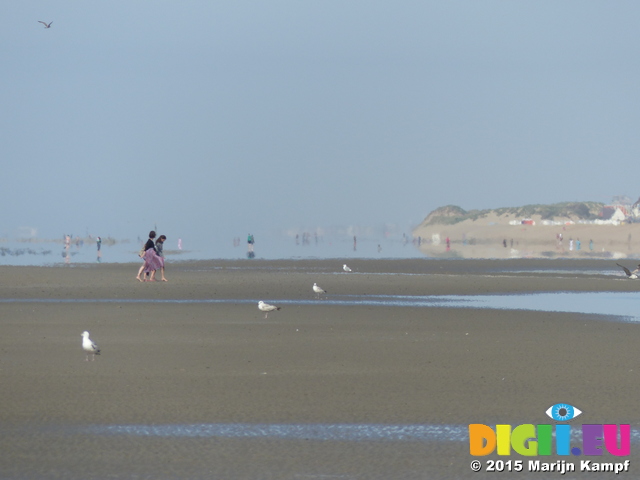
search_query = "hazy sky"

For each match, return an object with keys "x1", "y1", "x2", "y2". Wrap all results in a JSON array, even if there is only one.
[{"x1": 3, "y1": 2, "x2": 640, "y2": 245}]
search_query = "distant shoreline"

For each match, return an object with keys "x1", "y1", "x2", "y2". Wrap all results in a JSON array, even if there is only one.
[{"x1": 412, "y1": 212, "x2": 640, "y2": 259}]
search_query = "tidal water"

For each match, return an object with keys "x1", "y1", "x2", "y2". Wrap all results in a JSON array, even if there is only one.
[{"x1": 2, "y1": 291, "x2": 639, "y2": 322}]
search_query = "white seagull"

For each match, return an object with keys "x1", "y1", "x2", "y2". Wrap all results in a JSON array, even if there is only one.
[
  {"x1": 616, "y1": 263, "x2": 640, "y2": 279},
  {"x1": 343, "y1": 264, "x2": 352, "y2": 272},
  {"x1": 81, "y1": 331, "x2": 100, "y2": 361},
  {"x1": 38, "y1": 21, "x2": 53, "y2": 28},
  {"x1": 258, "y1": 300, "x2": 281, "y2": 318},
  {"x1": 313, "y1": 282, "x2": 326, "y2": 298}
]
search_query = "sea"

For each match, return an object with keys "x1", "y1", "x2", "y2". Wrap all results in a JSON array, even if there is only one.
[{"x1": 0, "y1": 233, "x2": 424, "y2": 266}]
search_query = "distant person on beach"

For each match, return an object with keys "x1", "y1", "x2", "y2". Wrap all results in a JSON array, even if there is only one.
[
  {"x1": 64, "y1": 234, "x2": 71, "y2": 263},
  {"x1": 576, "y1": 238, "x2": 581, "y2": 251},
  {"x1": 246, "y1": 233, "x2": 255, "y2": 258},
  {"x1": 178, "y1": 238, "x2": 182, "y2": 250},
  {"x1": 156, "y1": 235, "x2": 168, "y2": 282},
  {"x1": 589, "y1": 239, "x2": 594, "y2": 251},
  {"x1": 96, "y1": 237, "x2": 102, "y2": 263},
  {"x1": 569, "y1": 238, "x2": 574, "y2": 251}
]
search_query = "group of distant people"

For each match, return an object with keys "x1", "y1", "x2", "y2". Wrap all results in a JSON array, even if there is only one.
[
  {"x1": 136, "y1": 230, "x2": 167, "y2": 282},
  {"x1": 556, "y1": 233, "x2": 594, "y2": 252}
]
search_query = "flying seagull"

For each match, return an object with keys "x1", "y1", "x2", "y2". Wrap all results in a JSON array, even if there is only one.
[
  {"x1": 258, "y1": 300, "x2": 281, "y2": 318},
  {"x1": 616, "y1": 263, "x2": 640, "y2": 279},
  {"x1": 343, "y1": 264, "x2": 352, "y2": 272},
  {"x1": 81, "y1": 331, "x2": 100, "y2": 361},
  {"x1": 313, "y1": 282, "x2": 326, "y2": 298},
  {"x1": 38, "y1": 21, "x2": 53, "y2": 28}
]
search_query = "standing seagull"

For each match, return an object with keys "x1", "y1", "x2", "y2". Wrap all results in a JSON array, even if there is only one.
[
  {"x1": 38, "y1": 21, "x2": 53, "y2": 28},
  {"x1": 343, "y1": 264, "x2": 352, "y2": 272},
  {"x1": 616, "y1": 263, "x2": 640, "y2": 279},
  {"x1": 258, "y1": 300, "x2": 281, "y2": 318},
  {"x1": 313, "y1": 282, "x2": 327, "y2": 298},
  {"x1": 81, "y1": 331, "x2": 100, "y2": 361}
]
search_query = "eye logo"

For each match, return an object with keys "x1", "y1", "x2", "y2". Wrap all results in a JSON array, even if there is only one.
[{"x1": 545, "y1": 403, "x2": 582, "y2": 422}]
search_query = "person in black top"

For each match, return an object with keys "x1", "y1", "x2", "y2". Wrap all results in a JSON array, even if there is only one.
[
  {"x1": 136, "y1": 231, "x2": 156, "y2": 281},
  {"x1": 144, "y1": 231, "x2": 156, "y2": 251}
]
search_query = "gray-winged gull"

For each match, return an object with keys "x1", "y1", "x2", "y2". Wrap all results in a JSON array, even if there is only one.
[
  {"x1": 258, "y1": 301, "x2": 281, "y2": 318},
  {"x1": 81, "y1": 331, "x2": 100, "y2": 361}
]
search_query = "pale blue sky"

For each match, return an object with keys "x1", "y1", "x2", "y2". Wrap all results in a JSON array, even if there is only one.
[{"x1": 2, "y1": 2, "x2": 640, "y2": 250}]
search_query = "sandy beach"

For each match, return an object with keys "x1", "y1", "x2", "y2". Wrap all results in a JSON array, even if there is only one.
[
  {"x1": 1, "y1": 259, "x2": 639, "y2": 479},
  {"x1": 413, "y1": 212, "x2": 640, "y2": 260}
]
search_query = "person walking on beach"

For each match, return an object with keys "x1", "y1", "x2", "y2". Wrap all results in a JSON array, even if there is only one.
[
  {"x1": 156, "y1": 235, "x2": 168, "y2": 282},
  {"x1": 136, "y1": 231, "x2": 162, "y2": 281},
  {"x1": 247, "y1": 233, "x2": 255, "y2": 258},
  {"x1": 64, "y1": 234, "x2": 71, "y2": 264},
  {"x1": 136, "y1": 231, "x2": 155, "y2": 281},
  {"x1": 96, "y1": 236, "x2": 102, "y2": 263}
]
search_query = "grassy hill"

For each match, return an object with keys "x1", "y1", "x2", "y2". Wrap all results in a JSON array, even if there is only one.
[{"x1": 419, "y1": 202, "x2": 605, "y2": 227}]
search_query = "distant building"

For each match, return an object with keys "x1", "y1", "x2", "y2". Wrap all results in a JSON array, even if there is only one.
[
  {"x1": 601, "y1": 194, "x2": 636, "y2": 222},
  {"x1": 597, "y1": 206, "x2": 627, "y2": 225},
  {"x1": 632, "y1": 197, "x2": 640, "y2": 219}
]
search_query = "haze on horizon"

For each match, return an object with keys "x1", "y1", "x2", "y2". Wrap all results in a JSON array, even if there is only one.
[{"x1": 3, "y1": 2, "x2": 640, "y2": 248}]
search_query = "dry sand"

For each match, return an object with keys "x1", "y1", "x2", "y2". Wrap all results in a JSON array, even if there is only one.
[
  {"x1": 413, "y1": 213, "x2": 640, "y2": 260},
  {"x1": 1, "y1": 259, "x2": 639, "y2": 479}
]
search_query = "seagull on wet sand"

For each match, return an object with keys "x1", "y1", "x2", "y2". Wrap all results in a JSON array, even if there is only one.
[
  {"x1": 38, "y1": 21, "x2": 52, "y2": 28},
  {"x1": 313, "y1": 282, "x2": 326, "y2": 298},
  {"x1": 343, "y1": 264, "x2": 352, "y2": 272},
  {"x1": 258, "y1": 300, "x2": 281, "y2": 318},
  {"x1": 81, "y1": 331, "x2": 100, "y2": 361},
  {"x1": 616, "y1": 263, "x2": 640, "y2": 279}
]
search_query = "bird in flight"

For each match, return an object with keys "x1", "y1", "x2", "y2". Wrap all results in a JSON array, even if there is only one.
[
  {"x1": 616, "y1": 263, "x2": 640, "y2": 279},
  {"x1": 38, "y1": 21, "x2": 53, "y2": 28}
]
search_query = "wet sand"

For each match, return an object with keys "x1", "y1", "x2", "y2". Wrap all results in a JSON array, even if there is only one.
[{"x1": 1, "y1": 259, "x2": 639, "y2": 479}]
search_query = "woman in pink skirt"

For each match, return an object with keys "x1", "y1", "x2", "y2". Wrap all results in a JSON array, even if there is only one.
[{"x1": 137, "y1": 231, "x2": 162, "y2": 282}]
